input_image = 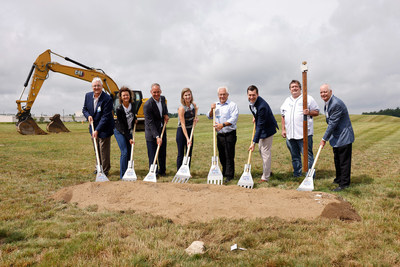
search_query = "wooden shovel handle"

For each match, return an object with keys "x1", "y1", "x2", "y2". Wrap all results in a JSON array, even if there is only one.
[
  {"x1": 153, "y1": 122, "x2": 167, "y2": 165},
  {"x1": 213, "y1": 108, "x2": 216, "y2": 157},
  {"x1": 247, "y1": 122, "x2": 256, "y2": 165},
  {"x1": 185, "y1": 123, "x2": 195, "y2": 158}
]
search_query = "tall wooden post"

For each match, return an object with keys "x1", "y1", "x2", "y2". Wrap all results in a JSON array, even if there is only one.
[{"x1": 301, "y1": 61, "x2": 308, "y2": 172}]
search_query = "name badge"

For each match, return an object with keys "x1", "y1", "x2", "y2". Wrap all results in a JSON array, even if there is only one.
[{"x1": 97, "y1": 106, "x2": 102, "y2": 112}]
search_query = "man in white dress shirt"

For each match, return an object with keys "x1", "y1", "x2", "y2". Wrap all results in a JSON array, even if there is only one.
[{"x1": 208, "y1": 87, "x2": 239, "y2": 183}]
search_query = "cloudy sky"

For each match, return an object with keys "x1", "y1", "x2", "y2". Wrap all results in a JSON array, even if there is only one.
[{"x1": 1, "y1": 0, "x2": 399, "y2": 116}]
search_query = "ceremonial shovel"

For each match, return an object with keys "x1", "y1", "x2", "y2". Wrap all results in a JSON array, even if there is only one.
[
  {"x1": 143, "y1": 123, "x2": 167, "y2": 183},
  {"x1": 172, "y1": 123, "x2": 195, "y2": 183},
  {"x1": 90, "y1": 121, "x2": 109, "y2": 182},
  {"x1": 237, "y1": 123, "x2": 256, "y2": 189},
  {"x1": 297, "y1": 144, "x2": 323, "y2": 191},
  {"x1": 207, "y1": 108, "x2": 223, "y2": 185},
  {"x1": 122, "y1": 122, "x2": 137, "y2": 181}
]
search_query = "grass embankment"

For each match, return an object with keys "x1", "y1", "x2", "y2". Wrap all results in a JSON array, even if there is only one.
[{"x1": 0, "y1": 115, "x2": 399, "y2": 266}]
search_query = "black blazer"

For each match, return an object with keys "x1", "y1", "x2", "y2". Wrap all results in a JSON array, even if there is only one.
[
  {"x1": 143, "y1": 96, "x2": 168, "y2": 141},
  {"x1": 115, "y1": 104, "x2": 137, "y2": 141},
  {"x1": 250, "y1": 96, "x2": 279, "y2": 143}
]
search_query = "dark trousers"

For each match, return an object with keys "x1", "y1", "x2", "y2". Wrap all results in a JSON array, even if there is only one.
[
  {"x1": 333, "y1": 143, "x2": 352, "y2": 187},
  {"x1": 176, "y1": 127, "x2": 193, "y2": 170},
  {"x1": 146, "y1": 133, "x2": 167, "y2": 175},
  {"x1": 217, "y1": 130, "x2": 236, "y2": 179}
]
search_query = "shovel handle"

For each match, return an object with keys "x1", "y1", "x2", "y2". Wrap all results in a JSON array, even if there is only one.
[
  {"x1": 130, "y1": 122, "x2": 137, "y2": 161},
  {"x1": 247, "y1": 122, "x2": 256, "y2": 165},
  {"x1": 309, "y1": 144, "x2": 323, "y2": 171},
  {"x1": 213, "y1": 108, "x2": 216, "y2": 157},
  {"x1": 90, "y1": 122, "x2": 101, "y2": 166},
  {"x1": 153, "y1": 122, "x2": 167, "y2": 165},
  {"x1": 185, "y1": 123, "x2": 195, "y2": 158}
]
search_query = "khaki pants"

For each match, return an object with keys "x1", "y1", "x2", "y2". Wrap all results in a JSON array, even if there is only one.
[
  {"x1": 92, "y1": 136, "x2": 111, "y2": 175},
  {"x1": 258, "y1": 135, "x2": 273, "y2": 180}
]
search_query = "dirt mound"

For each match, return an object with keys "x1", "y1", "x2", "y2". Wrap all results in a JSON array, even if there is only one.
[
  {"x1": 52, "y1": 181, "x2": 360, "y2": 224},
  {"x1": 320, "y1": 201, "x2": 362, "y2": 221}
]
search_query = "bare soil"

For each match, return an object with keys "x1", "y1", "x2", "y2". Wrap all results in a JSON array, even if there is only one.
[{"x1": 52, "y1": 181, "x2": 361, "y2": 224}]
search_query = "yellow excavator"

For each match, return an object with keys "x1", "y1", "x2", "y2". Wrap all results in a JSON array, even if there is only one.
[{"x1": 16, "y1": 49, "x2": 145, "y2": 135}]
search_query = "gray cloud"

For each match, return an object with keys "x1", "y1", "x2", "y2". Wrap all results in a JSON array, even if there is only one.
[{"x1": 1, "y1": 0, "x2": 399, "y2": 117}]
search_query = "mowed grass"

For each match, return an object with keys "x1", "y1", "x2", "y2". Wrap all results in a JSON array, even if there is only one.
[{"x1": 0, "y1": 114, "x2": 399, "y2": 266}]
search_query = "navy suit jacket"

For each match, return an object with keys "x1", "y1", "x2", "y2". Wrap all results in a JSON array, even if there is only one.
[
  {"x1": 82, "y1": 91, "x2": 114, "y2": 138},
  {"x1": 144, "y1": 96, "x2": 168, "y2": 141},
  {"x1": 250, "y1": 96, "x2": 279, "y2": 143},
  {"x1": 323, "y1": 95, "x2": 355, "y2": 147}
]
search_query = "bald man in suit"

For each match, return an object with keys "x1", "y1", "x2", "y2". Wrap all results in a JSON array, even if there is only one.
[{"x1": 320, "y1": 84, "x2": 355, "y2": 191}]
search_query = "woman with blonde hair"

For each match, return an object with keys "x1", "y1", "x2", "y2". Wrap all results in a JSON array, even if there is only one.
[{"x1": 176, "y1": 88, "x2": 198, "y2": 170}]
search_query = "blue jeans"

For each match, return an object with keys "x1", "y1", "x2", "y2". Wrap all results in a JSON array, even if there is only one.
[
  {"x1": 114, "y1": 128, "x2": 132, "y2": 179},
  {"x1": 286, "y1": 136, "x2": 314, "y2": 177}
]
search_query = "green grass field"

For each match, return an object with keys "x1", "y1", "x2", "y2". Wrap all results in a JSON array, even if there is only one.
[{"x1": 0, "y1": 114, "x2": 399, "y2": 266}]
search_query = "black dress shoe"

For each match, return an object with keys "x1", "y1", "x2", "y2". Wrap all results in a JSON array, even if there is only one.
[
  {"x1": 158, "y1": 173, "x2": 166, "y2": 177},
  {"x1": 224, "y1": 178, "x2": 233, "y2": 183},
  {"x1": 331, "y1": 186, "x2": 348, "y2": 192}
]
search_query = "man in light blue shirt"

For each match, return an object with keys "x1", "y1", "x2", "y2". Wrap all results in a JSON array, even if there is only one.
[{"x1": 207, "y1": 87, "x2": 239, "y2": 183}]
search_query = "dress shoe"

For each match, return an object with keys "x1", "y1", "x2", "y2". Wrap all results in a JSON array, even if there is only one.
[
  {"x1": 158, "y1": 173, "x2": 166, "y2": 177},
  {"x1": 331, "y1": 186, "x2": 348, "y2": 192},
  {"x1": 224, "y1": 177, "x2": 233, "y2": 183}
]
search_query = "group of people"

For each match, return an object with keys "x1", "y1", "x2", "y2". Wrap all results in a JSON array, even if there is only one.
[{"x1": 83, "y1": 77, "x2": 354, "y2": 192}]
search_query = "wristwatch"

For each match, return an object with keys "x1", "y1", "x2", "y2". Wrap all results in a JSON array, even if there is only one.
[{"x1": 222, "y1": 123, "x2": 226, "y2": 127}]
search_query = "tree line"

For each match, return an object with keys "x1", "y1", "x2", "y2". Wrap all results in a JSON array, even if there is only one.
[{"x1": 362, "y1": 107, "x2": 400, "y2": 117}]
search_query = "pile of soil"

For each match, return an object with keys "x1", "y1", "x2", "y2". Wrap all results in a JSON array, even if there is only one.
[{"x1": 52, "y1": 181, "x2": 361, "y2": 224}]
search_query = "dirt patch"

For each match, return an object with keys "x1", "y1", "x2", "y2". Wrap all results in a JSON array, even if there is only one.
[{"x1": 52, "y1": 181, "x2": 360, "y2": 224}]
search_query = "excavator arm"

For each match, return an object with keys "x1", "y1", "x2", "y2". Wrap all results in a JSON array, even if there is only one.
[{"x1": 16, "y1": 49, "x2": 143, "y2": 135}]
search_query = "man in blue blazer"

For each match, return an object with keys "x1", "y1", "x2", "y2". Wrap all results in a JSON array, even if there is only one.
[
  {"x1": 82, "y1": 77, "x2": 115, "y2": 176},
  {"x1": 143, "y1": 83, "x2": 169, "y2": 176},
  {"x1": 247, "y1": 85, "x2": 279, "y2": 182},
  {"x1": 320, "y1": 84, "x2": 355, "y2": 191}
]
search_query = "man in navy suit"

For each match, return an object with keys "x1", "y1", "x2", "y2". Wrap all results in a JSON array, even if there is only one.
[
  {"x1": 82, "y1": 77, "x2": 115, "y2": 176},
  {"x1": 247, "y1": 85, "x2": 279, "y2": 182},
  {"x1": 320, "y1": 84, "x2": 355, "y2": 191},
  {"x1": 143, "y1": 83, "x2": 169, "y2": 176}
]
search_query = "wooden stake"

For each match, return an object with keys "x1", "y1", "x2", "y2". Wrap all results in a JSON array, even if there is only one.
[{"x1": 302, "y1": 61, "x2": 308, "y2": 172}]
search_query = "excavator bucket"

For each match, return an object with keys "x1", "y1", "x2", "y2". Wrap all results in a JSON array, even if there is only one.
[
  {"x1": 46, "y1": 114, "x2": 70, "y2": 133},
  {"x1": 17, "y1": 116, "x2": 47, "y2": 135}
]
